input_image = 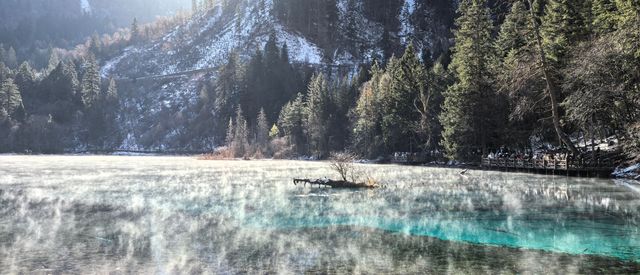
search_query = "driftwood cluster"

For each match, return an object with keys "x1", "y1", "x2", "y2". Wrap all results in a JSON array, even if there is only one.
[
  {"x1": 293, "y1": 152, "x2": 378, "y2": 189},
  {"x1": 293, "y1": 178, "x2": 377, "y2": 189}
]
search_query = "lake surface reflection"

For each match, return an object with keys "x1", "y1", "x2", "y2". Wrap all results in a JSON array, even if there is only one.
[{"x1": 0, "y1": 156, "x2": 639, "y2": 274}]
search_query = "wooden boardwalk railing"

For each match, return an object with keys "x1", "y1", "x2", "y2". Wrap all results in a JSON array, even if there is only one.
[{"x1": 481, "y1": 157, "x2": 616, "y2": 176}]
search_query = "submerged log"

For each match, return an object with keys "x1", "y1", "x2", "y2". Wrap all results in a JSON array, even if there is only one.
[{"x1": 293, "y1": 178, "x2": 377, "y2": 189}]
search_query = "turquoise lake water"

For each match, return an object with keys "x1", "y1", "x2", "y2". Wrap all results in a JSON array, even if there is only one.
[{"x1": 0, "y1": 156, "x2": 639, "y2": 273}]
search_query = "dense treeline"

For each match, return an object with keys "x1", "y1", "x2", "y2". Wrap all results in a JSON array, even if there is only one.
[
  {"x1": 0, "y1": 55, "x2": 121, "y2": 153},
  {"x1": 213, "y1": 0, "x2": 639, "y2": 162},
  {"x1": 2, "y1": 0, "x2": 639, "y2": 162},
  {"x1": 0, "y1": 12, "x2": 191, "y2": 153},
  {"x1": 273, "y1": 0, "x2": 457, "y2": 62}
]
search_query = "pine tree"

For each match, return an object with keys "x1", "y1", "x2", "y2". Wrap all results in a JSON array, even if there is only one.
[
  {"x1": 440, "y1": 0, "x2": 498, "y2": 161},
  {"x1": 232, "y1": 105, "x2": 249, "y2": 157},
  {"x1": 278, "y1": 93, "x2": 306, "y2": 153},
  {"x1": 416, "y1": 53, "x2": 445, "y2": 151},
  {"x1": 264, "y1": 33, "x2": 280, "y2": 67},
  {"x1": 342, "y1": 0, "x2": 363, "y2": 57},
  {"x1": 0, "y1": 46, "x2": 5, "y2": 66},
  {"x1": 305, "y1": 73, "x2": 331, "y2": 158},
  {"x1": 280, "y1": 42, "x2": 290, "y2": 65},
  {"x1": 263, "y1": 33, "x2": 288, "y2": 118},
  {"x1": 89, "y1": 33, "x2": 103, "y2": 56},
  {"x1": 225, "y1": 117, "x2": 235, "y2": 147},
  {"x1": 0, "y1": 62, "x2": 9, "y2": 83},
  {"x1": 105, "y1": 78, "x2": 118, "y2": 105},
  {"x1": 495, "y1": 0, "x2": 533, "y2": 59},
  {"x1": 48, "y1": 61, "x2": 80, "y2": 107},
  {"x1": 256, "y1": 108, "x2": 269, "y2": 151},
  {"x1": 523, "y1": 0, "x2": 581, "y2": 154},
  {"x1": 101, "y1": 78, "x2": 122, "y2": 148},
  {"x1": 541, "y1": 0, "x2": 589, "y2": 66},
  {"x1": 80, "y1": 55, "x2": 101, "y2": 108},
  {"x1": 613, "y1": 0, "x2": 640, "y2": 58},
  {"x1": 14, "y1": 62, "x2": 35, "y2": 112},
  {"x1": 378, "y1": 43, "x2": 427, "y2": 153},
  {"x1": 0, "y1": 78, "x2": 24, "y2": 120},
  {"x1": 353, "y1": 67, "x2": 384, "y2": 158},
  {"x1": 214, "y1": 53, "x2": 241, "y2": 137},
  {"x1": 242, "y1": 49, "x2": 264, "y2": 120},
  {"x1": 592, "y1": 0, "x2": 618, "y2": 33},
  {"x1": 131, "y1": 18, "x2": 141, "y2": 44},
  {"x1": 14, "y1": 62, "x2": 35, "y2": 92}
]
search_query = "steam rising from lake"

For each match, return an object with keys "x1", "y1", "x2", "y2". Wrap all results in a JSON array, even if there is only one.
[{"x1": 0, "y1": 156, "x2": 639, "y2": 273}]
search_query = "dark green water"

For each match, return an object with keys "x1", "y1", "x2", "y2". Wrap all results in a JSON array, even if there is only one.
[{"x1": 0, "y1": 156, "x2": 639, "y2": 274}]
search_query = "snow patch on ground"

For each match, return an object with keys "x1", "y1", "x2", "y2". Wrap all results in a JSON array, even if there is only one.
[
  {"x1": 613, "y1": 163, "x2": 640, "y2": 180},
  {"x1": 275, "y1": 25, "x2": 322, "y2": 63},
  {"x1": 80, "y1": 0, "x2": 91, "y2": 13},
  {"x1": 100, "y1": 47, "x2": 134, "y2": 79},
  {"x1": 400, "y1": 0, "x2": 415, "y2": 43}
]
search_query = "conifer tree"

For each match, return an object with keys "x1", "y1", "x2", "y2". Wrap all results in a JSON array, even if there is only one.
[
  {"x1": 0, "y1": 78, "x2": 23, "y2": 120},
  {"x1": 0, "y1": 62, "x2": 9, "y2": 83},
  {"x1": 130, "y1": 18, "x2": 141, "y2": 44},
  {"x1": 256, "y1": 108, "x2": 269, "y2": 151},
  {"x1": 440, "y1": 0, "x2": 498, "y2": 161},
  {"x1": 541, "y1": 0, "x2": 589, "y2": 67},
  {"x1": 214, "y1": 53, "x2": 241, "y2": 136},
  {"x1": 80, "y1": 55, "x2": 101, "y2": 108},
  {"x1": 495, "y1": 0, "x2": 533, "y2": 59},
  {"x1": 379, "y1": 43, "x2": 427, "y2": 152},
  {"x1": 305, "y1": 73, "x2": 331, "y2": 157},
  {"x1": 225, "y1": 117, "x2": 235, "y2": 147},
  {"x1": 14, "y1": 62, "x2": 35, "y2": 91},
  {"x1": 232, "y1": 105, "x2": 249, "y2": 156},
  {"x1": 242, "y1": 49, "x2": 264, "y2": 120},
  {"x1": 342, "y1": 0, "x2": 363, "y2": 57},
  {"x1": 524, "y1": 0, "x2": 580, "y2": 154},
  {"x1": 14, "y1": 62, "x2": 35, "y2": 112},
  {"x1": 99, "y1": 78, "x2": 121, "y2": 148},
  {"x1": 352, "y1": 66, "x2": 383, "y2": 158},
  {"x1": 89, "y1": 33, "x2": 102, "y2": 56},
  {"x1": 592, "y1": 0, "x2": 618, "y2": 33},
  {"x1": 278, "y1": 93, "x2": 306, "y2": 153},
  {"x1": 0, "y1": 46, "x2": 5, "y2": 66},
  {"x1": 48, "y1": 61, "x2": 80, "y2": 108}
]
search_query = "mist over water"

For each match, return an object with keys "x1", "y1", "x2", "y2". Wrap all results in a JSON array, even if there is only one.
[{"x1": 0, "y1": 156, "x2": 639, "y2": 274}]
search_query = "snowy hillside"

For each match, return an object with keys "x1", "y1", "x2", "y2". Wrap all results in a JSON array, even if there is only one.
[
  {"x1": 101, "y1": 0, "x2": 455, "y2": 151},
  {"x1": 80, "y1": 0, "x2": 92, "y2": 13},
  {"x1": 103, "y1": 1, "x2": 323, "y2": 79}
]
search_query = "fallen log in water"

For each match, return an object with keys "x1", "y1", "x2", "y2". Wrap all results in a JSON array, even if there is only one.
[{"x1": 293, "y1": 178, "x2": 377, "y2": 189}]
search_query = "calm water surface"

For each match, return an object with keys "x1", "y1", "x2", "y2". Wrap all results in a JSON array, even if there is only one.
[{"x1": 0, "y1": 155, "x2": 639, "y2": 274}]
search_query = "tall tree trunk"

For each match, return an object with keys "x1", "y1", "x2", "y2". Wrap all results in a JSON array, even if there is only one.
[{"x1": 526, "y1": 0, "x2": 579, "y2": 156}]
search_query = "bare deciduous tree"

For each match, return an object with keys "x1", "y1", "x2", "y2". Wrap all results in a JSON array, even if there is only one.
[{"x1": 329, "y1": 152, "x2": 358, "y2": 182}]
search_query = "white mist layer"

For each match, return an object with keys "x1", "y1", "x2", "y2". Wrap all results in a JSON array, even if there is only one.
[{"x1": 0, "y1": 156, "x2": 639, "y2": 273}]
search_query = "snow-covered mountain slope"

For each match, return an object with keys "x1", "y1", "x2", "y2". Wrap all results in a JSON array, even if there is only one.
[
  {"x1": 103, "y1": 1, "x2": 322, "y2": 79},
  {"x1": 102, "y1": 0, "x2": 455, "y2": 151},
  {"x1": 80, "y1": 0, "x2": 92, "y2": 13}
]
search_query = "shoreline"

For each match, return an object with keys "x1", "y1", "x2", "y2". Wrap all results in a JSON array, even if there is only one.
[{"x1": 2, "y1": 153, "x2": 638, "y2": 181}]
